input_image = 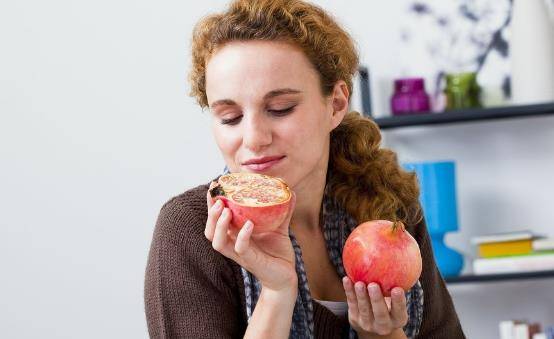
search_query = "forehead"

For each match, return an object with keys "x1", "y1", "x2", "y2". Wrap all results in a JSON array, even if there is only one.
[{"x1": 205, "y1": 40, "x2": 321, "y2": 104}]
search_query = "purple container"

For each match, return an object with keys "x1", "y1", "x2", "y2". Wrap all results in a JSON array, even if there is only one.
[{"x1": 390, "y1": 78, "x2": 431, "y2": 115}]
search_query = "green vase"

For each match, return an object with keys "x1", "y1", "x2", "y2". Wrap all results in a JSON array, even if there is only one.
[{"x1": 445, "y1": 72, "x2": 481, "y2": 110}]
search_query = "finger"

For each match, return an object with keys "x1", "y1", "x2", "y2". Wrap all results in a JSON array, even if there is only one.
[
  {"x1": 211, "y1": 207, "x2": 235, "y2": 258},
  {"x1": 390, "y1": 287, "x2": 408, "y2": 328},
  {"x1": 368, "y1": 283, "x2": 392, "y2": 327},
  {"x1": 342, "y1": 277, "x2": 360, "y2": 320},
  {"x1": 277, "y1": 191, "x2": 296, "y2": 234},
  {"x1": 384, "y1": 297, "x2": 392, "y2": 310},
  {"x1": 205, "y1": 199, "x2": 223, "y2": 240},
  {"x1": 234, "y1": 220, "x2": 254, "y2": 255},
  {"x1": 227, "y1": 229, "x2": 238, "y2": 241},
  {"x1": 355, "y1": 281, "x2": 374, "y2": 326}
]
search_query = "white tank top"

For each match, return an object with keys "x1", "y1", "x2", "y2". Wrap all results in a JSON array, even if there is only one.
[{"x1": 315, "y1": 299, "x2": 348, "y2": 318}]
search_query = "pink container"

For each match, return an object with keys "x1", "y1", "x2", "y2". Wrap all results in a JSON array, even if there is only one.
[{"x1": 390, "y1": 78, "x2": 431, "y2": 115}]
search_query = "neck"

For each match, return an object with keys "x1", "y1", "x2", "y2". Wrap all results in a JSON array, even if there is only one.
[{"x1": 290, "y1": 159, "x2": 328, "y2": 234}]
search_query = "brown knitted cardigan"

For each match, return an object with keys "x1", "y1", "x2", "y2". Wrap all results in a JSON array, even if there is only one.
[{"x1": 144, "y1": 182, "x2": 465, "y2": 338}]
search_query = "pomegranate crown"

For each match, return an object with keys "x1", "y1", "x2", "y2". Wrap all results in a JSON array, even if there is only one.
[{"x1": 391, "y1": 220, "x2": 406, "y2": 233}]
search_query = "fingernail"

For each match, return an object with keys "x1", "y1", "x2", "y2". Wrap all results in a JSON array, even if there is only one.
[
  {"x1": 214, "y1": 200, "x2": 222, "y2": 209},
  {"x1": 368, "y1": 283, "x2": 380, "y2": 295},
  {"x1": 244, "y1": 221, "x2": 252, "y2": 230},
  {"x1": 392, "y1": 288, "x2": 403, "y2": 297},
  {"x1": 222, "y1": 208, "x2": 229, "y2": 217},
  {"x1": 355, "y1": 282, "x2": 364, "y2": 292}
]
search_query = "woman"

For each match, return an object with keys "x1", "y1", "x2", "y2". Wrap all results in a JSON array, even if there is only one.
[{"x1": 144, "y1": 0, "x2": 465, "y2": 338}]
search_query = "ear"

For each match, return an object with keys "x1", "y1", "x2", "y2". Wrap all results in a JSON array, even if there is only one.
[{"x1": 328, "y1": 80, "x2": 349, "y2": 132}]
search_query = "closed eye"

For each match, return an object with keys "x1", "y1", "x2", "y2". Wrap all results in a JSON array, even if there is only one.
[
  {"x1": 220, "y1": 105, "x2": 296, "y2": 125},
  {"x1": 268, "y1": 105, "x2": 296, "y2": 116},
  {"x1": 220, "y1": 115, "x2": 242, "y2": 125}
]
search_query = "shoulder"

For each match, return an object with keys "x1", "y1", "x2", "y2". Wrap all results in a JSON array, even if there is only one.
[
  {"x1": 153, "y1": 182, "x2": 211, "y2": 246},
  {"x1": 149, "y1": 179, "x2": 241, "y2": 281}
]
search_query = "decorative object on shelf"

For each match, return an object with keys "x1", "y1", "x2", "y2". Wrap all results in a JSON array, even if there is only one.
[
  {"x1": 390, "y1": 77, "x2": 431, "y2": 115},
  {"x1": 511, "y1": 0, "x2": 554, "y2": 104},
  {"x1": 399, "y1": 1, "x2": 512, "y2": 110},
  {"x1": 402, "y1": 160, "x2": 464, "y2": 278},
  {"x1": 445, "y1": 72, "x2": 481, "y2": 110},
  {"x1": 358, "y1": 66, "x2": 373, "y2": 118}
]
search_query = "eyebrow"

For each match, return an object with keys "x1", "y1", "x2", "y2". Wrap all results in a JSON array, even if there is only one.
[{"x1": 209, "y1": 88, "x2": 302, "y2": 109}]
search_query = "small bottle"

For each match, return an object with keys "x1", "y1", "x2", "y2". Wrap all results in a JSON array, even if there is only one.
[
  {"x1": 390, "y1": 78, "x2": 431, "y2": 116},
  {"x1": 444, "y1": 72, "x2": 481, "y2": 110}
]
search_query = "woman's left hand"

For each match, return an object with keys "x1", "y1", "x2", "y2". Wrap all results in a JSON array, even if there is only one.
[{"x1": 342, "y1": 277, "x2": 408, "y2": 338}]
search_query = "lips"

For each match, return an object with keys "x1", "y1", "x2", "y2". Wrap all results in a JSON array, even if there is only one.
[
  {"x1": 242, "y1": 155, "x2": 285, "y2": 165},
  {"x1": 242, "y1": 156, "x2": 285, "y2": 172}
]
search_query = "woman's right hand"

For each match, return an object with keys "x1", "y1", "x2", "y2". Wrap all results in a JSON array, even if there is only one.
[{"x1": 205, "y1": 183, "x2": 298, "y2": 293}]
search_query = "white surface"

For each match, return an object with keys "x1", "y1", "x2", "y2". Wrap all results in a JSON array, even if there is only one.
[{"x1": 1, "y1": 1, "x2": 554, "y2": 338}]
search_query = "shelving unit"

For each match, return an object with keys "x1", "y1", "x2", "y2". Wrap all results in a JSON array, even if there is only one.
[
  {"x1": 445, "y1": 270, "x2": 554, "y2": 285},
  {"x1": 373, "y1": 102, "x2": 554, "y2": 286},
  {"x1": 372, "y1": 102, "x2": 554, "y2": 130}
]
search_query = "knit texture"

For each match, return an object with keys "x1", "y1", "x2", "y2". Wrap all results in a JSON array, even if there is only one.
[{"x1": 144, "y1": 181, "x2": 466, "y2": 338}]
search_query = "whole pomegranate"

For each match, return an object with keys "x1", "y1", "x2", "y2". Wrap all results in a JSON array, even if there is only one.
[
  {"x1": 342, "y1": 220, "x2": 422, "y2": 297},
  {"x1": 209, "y1": 172, "x2": 292, "y2": 233}
]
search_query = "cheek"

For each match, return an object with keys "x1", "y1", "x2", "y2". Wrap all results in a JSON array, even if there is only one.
[
  {"x1": 282, "y1": 114, "x2": 328, "y2": 156},
  {"x1": 211, "y1": 124, "x2": 239, "y2": 157}
]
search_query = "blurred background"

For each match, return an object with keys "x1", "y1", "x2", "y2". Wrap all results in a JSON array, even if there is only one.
[{"x1": 1, "y1": 0, "x2": 553, "y2": 338}]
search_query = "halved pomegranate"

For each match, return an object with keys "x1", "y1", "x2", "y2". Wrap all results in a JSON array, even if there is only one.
[{"x1": 209, "y1": 172, "x2": 292, "y2": 233}]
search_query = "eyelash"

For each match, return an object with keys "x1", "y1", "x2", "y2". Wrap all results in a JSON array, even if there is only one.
[{"x1": 220, "y1": 106, "x2": 296, "y2": 125}]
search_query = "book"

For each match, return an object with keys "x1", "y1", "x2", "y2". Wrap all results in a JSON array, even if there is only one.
[
  {"x1": 528, "y1": 323, "x2": 542, "y2": 339},
  {"x1": 473, "y1": 251, "x2": 554, "y2": 275},
  {"x1": 500, "y1": 320, "x2": 525, "y2": 339},
  {"x1": 478, "y1": 239, "x2": 533, "y2": 258},
  {"x1": 546, "y1": 326, "x2": 554, "y2": 339},
  {"x1": 471, "y1": 230, "x2": 541, "y2": 245},
  {"x1": 533, "y1": 238, "x2": 554, "y2": 252},
  {"x1": 514, "y1": 323, "x2": 531, "y2": 339},
  {"x1": 513, "y1": 323, "x2": 541, "y2": 339}
]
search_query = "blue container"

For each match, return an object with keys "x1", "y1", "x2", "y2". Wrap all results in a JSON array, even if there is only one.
[{"x1": 402, "y1": 161, "x2": 464, "y2": 277}]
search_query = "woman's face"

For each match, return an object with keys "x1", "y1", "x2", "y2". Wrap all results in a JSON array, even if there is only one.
[{"x1": 205, "y1": 40, "x2": 347, "y2": 189}]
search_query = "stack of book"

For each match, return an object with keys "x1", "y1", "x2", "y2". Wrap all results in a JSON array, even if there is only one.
[
  {"x1": 499, "y1": 320, "x2": 554, "y2": 339},
  {"x1": 471, "y1": 230, "x2": 554, "y2": 275}
]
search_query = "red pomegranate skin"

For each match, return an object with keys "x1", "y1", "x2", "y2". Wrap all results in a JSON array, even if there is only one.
[
  {"x1": 210, "y1": 173, "x2": 292, "y2": 233},
  {"x1": 217, "y1": 195, "x2": 290, "y2": 233},
  {"x1": 342, "y1": 220, "x2": 422, "y2": 297}
]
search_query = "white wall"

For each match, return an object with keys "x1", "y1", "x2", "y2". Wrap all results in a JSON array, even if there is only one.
[
  {"x1": 1, "y1": 1, "x2": 553, "y2": 338},
  {"x1": 0, "y1": 1, "x2": 226, "y2": 338}
]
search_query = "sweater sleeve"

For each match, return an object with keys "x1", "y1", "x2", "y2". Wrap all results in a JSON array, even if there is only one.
[
  {"x1": 144, "y1": 191, "x2": 246, "y2": 338},
  {"x1": 408, "y1": 218, "x2": 466, "y2": 339}
]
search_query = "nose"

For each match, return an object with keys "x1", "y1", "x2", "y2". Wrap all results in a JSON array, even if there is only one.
[{"x1": 242, "y1": 112, "x2": 272, "y2": 152}]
